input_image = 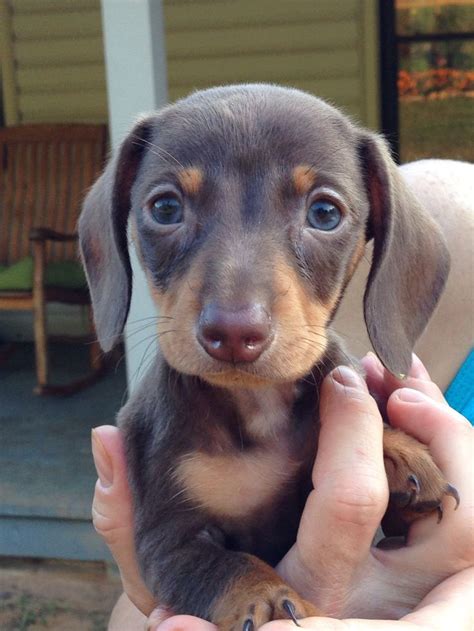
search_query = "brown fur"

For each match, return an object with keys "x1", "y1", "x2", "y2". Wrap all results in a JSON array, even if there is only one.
[
  {"x1": 292, "y1": 165, "x2": 318, "y2": 196},
  {"x1": 211, "y1": 555, "x2": 321, "y2": 628},
  {"x1": 175, "y1": 445, "x2": 299, "y2": 519},
  {"x1": 177, "y1": 167, "x2": 204, "y2": 197}
]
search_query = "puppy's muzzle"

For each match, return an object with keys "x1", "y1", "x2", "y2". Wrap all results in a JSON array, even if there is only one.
[{"x1": 197, "y1": 303, "x2": 273, "y2": 363}]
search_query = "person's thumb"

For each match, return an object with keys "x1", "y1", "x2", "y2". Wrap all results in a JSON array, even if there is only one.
[
  {"x1": 147, "y1": 613, "x2": 216, "y2": 631},
  {"x1": 92, "y1": 425, "x2": 156, "y2": 615},
  {"x1": 281, "y1": 366, "x2": 387, "y2": 613}
]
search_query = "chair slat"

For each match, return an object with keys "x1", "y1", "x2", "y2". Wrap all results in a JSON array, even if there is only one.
[{"x1": 0, "y1": 124, "x2": 107, "y2": 266}]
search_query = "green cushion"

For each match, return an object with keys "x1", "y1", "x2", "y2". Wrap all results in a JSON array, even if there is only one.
[
  {"x1": 0, "y1": 257, "x2": 34, "y2": 291},
  {"x1": 0, "y1": 257, "x2": 87, "y2": 291}
]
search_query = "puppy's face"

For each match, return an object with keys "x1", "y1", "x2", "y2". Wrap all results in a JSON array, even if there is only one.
[
  {"x1": 80, "y1": 85, "x2": 450, "y2": 382},
  {"x1": 130, "y1": 88, "x2": 368, "y2": 386}
]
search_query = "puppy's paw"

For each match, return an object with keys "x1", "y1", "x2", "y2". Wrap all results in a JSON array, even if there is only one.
[
  {"x1": 212, "y1": 560, "x2": 321, "y2": 630},
  {"x1": 382, "y1": 427, "x2": 459, "y2": 536}
]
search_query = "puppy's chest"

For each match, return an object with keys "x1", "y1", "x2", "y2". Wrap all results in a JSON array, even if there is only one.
[{"x1": 175, "y1": 388, "x2": 308, "y2": 521}]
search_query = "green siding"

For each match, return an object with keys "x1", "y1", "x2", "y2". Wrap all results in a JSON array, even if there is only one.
[
  {"x1": 164, "y1": 0, "x2": 380, "y2": 127},
  {"x1": 0, "y1": 0, "x2": 380, "y2": 127},
  {"x1": 0, "y1": 0, "x2": 107, "y2": 124}
]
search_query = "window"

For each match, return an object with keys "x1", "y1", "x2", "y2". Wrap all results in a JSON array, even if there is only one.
[{"x1": 380, "y1": 0, "x2": 474, "y2": 162}]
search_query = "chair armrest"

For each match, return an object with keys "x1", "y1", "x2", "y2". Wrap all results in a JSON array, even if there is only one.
[{"x1": 29, "y1": 227, "x2": 78, "y2": 242}]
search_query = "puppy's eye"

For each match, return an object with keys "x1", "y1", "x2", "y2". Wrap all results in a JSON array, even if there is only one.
[
  {"x1": 307, "y1": 199, "x2": 342, "y2": 231},
  {"x1": 150, "y1": 197, "x2": 183, "y2": 225}
]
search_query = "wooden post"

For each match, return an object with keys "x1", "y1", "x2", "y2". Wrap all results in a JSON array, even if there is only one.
[{"x1": 32, "y1": 240, "x2": 48, "y2": 391}]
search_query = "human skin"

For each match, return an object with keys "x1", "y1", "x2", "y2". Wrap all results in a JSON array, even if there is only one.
[{"x1": 92, "y1": 354, "x2": 473, "y2": 631}]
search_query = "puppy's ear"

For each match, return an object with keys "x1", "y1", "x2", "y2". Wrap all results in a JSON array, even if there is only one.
[
  {"x1": 79, "y1": 119, "x2": 153, "y2": 352},
  {"x1": 359, "y1": 133, "x2": 450, "y2": 376}
]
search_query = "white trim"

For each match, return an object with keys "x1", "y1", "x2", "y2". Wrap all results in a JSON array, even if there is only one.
[{"x1": 100, "y1": 0, "x2": 168, "y2": 390}]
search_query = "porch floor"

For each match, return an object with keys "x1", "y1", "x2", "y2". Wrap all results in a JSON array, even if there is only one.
[{"x1": 0, "y1": 342, "x2": 127, "y2": 560}]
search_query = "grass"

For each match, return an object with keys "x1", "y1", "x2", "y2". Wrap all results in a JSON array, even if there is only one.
[
  {"x1": 1, "y1": 592, "x2": 109, "y2": 631},
  {"x1": 399, "y1": 96, "x2": 474, "y2": 163},
  {"x1": 3, "y1": 594, "x2": 58, "y2": 631}
]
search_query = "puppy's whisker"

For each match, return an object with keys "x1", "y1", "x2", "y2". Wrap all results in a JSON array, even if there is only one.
[
  {"x1": 124, "y1": 322, "x2": 162, "y2": 339},
  {"x1": 127, "y1": 315, "x2": 174, "y2": 324},
  {"x1": 132, "y1": 335, "x2": 162, "y2": 385},
  {"x1": 131, "y1": 134, "x2": 186, "y2": 169}
]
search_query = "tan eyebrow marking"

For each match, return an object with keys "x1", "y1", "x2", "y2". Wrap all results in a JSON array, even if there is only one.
[
  {"x1": 292, "y1": 165, "x2": 317, "y2": 196},
  {"x1": 178, "y1": 167, "x2": 203, "y2": 196}
]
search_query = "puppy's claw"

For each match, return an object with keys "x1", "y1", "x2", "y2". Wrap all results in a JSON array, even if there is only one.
[
  {"x1": 446, "y1": 483, "x2": 460, "y2": 510},
  {"x1": 243, "y1": 619, "x2": 254, "y2": 631},
  {"x1": 407, "y1": 474, "x2": 420, "y2": 495},
  {"x1": 282, "y1": 599, "x2": 301, "y2": 627},
  {"x1": 407, "y1": 474, "x2": 420, "y2": 505}
]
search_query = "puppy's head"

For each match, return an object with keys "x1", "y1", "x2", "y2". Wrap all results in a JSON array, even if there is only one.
[{"x1": 79, "y1": 84, "x2": 449, "y2": 386}]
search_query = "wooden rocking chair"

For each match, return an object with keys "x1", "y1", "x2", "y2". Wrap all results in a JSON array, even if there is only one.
[{"x1": 0, "y1": 124, "x2": 108, "y2": 395}]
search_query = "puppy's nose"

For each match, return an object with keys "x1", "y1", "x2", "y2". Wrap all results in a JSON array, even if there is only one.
[{"x1": 198, "y1": 303, "x2": 272, "y2": 363}]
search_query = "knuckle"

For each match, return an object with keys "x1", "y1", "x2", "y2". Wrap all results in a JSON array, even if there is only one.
[
  {"x1": 326, "y1": 474, "x2": 388, "y2": 527},
  {"x1": 343, "y1": 391, "x2": 380, "y2": 418},
  {"x1": 91, "y1": 505, "x2": 123, "y2": 546}
]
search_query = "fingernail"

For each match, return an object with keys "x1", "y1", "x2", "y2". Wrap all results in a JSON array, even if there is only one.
[
  {"x1": 396, "y1": 388, "x2": 428, "y2": 403},
  {"x1": 332, "y1": 366, "x2": 367, "y2": 390},
  {"x1": 91, "y1": 429, "x2": 113, "y2": 487},
  {"x1": 410, "y1": 353, "x2": 430, "y2": 380}
]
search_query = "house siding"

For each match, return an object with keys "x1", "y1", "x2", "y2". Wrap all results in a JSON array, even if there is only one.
[
  {"x1": 1, "y1": 0, "x2": 380, "y2": 128},
  {"x1": 0, "y1": 0, "x2": 107, "y2": 124},
  {"x1": 164, "y1": 0, "x2": 380, "y2": 126}
]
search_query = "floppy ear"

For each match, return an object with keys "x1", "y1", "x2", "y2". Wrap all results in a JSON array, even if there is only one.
[
  {"x1": 359, "y1": 134, "x2": 450, "y2": 377},
  {"x1": 79, "y1": 119, "x2": 153, "y2": 352}
]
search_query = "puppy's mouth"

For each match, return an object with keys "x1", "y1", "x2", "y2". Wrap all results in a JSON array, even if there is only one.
[
  {"x1": 201, "y1": 364, "x2": 279, "y2": 388},
  {"x1": 196, "y1": 337, "x2": 328, "y2": 389},
  {"x1": 156, "y1": 292, "x2": 331, "y2": 388}
]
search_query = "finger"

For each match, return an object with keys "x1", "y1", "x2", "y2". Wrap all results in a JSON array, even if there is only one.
[
  {"x1": 261, "y1": 617, "x2": 415, "y2": 631},
  {"x1": 405, "y1": 567, "x2": 474, "y2": 631},
  {"x1": 406, "y1": 353, "x2": 431, "y2": 381},
  {"x1": 378, "y1": 391, "x2": 473, "y2": 566},
  {"x1": 281, "y1": 367, "x2": 387, "y2": 604},
  {"x1": 108, "y1": 593, "x2": 147, "y2": 630},
  {"x1": 92, "y1": 426, "x2": 155, "y2": 615},
  {"x1": 146, "y1": 607, "x2": 175, "y2": 631},
  {"x1": 149, "y1": 615, "x2": 216, "y2": 631},
  {"x1": 361, "y1": 352, "x2": 386, "y2": 400},
  {"x1": 362, "y1": 352, "x2": 445, "y2": 405},
  {"x1": 387, "y1": 389, "x2": 472, "y2": 476}
]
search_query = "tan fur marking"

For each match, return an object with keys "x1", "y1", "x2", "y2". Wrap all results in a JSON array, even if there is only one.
[
  {"x1": 383, "y1": 427, "x2": 448, "y2": 517},
  {"x1": 178, "y1": 167, "x2": 203, "y2": 197},
  {"x1": 146, "y1": 251, "x2": 339, "y2": 386},
  {"x1": 268, "y1": 255, "x2": 334, "y2": 379},
  {"x1": 175, "y1": 447, "x2": 299, "y2": 519},
  {"x1": 147, "y1": 255, "x2": 206, "y2": 374},
  {"x1": 211, "y1": 554, "x2": 322, "y2": 626},
  {"x1": 292, "y1": 165, "x2": 317, "y2": 196}
]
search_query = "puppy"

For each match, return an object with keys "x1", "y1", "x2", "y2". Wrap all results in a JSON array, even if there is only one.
[{"x1": 79, "y1": 84, "x2": 458, "y2": 628}]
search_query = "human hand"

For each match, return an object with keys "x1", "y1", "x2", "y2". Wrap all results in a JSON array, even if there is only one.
[
  {"x1": 91, "y1": 425, "x2": 155, "y2": 619},
  {"x1": 91, "y1": 354, "x2": 473, "y2": 630},
  {"x1": 277, "y1": 353, "x2": 473, "y2": 620}
]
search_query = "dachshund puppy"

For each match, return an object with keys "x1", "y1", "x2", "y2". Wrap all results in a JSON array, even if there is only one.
[{"x1": 79, "y1": 84, "x2": 458, "y2": 629}]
